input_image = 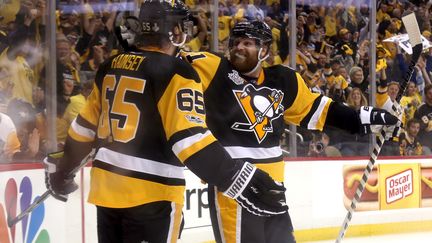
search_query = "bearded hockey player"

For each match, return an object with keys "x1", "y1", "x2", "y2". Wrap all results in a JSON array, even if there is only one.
[
  {"x1": 180, "y1": 21, "x2": 401, "y2": 243},
  {"x1": 43, "y1": 1, "x2": 288, "y2": 242}
]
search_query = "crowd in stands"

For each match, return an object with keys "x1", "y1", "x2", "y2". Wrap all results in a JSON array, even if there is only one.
[{"x1": 0, "y1": 0, "x2": 432, "y2": 162}]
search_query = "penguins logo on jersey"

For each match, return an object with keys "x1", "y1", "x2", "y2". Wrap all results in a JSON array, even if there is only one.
[{"x1": 232, "y1": 84, "x2": 284, "y2": 143}]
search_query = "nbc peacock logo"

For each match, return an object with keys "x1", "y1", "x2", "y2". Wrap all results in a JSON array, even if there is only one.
[{"x1": 0, "y1": 177, "x2": 50, "y2": 243}]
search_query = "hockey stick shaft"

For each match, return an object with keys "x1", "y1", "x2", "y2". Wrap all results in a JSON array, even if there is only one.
[
  {"x1": 335, "y1": 13, "x2": 422, "y2": 243},
  {"x1": 7, "y1": 149, "x2": 95, "y2": 227}
]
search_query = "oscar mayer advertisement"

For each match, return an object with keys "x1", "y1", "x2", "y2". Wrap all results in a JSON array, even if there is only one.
[{"x1": 343, "y1": 163, "x2": 432, "y2": 211}]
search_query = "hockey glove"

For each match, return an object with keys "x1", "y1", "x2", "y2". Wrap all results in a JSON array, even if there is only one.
[
  {"x1": 222, "y1": 162, "x2": 288, "y2": 216},
  {"x1": 43, "y1": 151, "x2": 78, "y2": 202},
  {"x1": 358, "y1": 105, "x2": 401, "y2": 140}
]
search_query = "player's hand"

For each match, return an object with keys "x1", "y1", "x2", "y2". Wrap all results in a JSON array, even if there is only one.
[
  {"x1": 358, "y1": 105, "x2": 401, "y2": 140},
  {"x1": 222, "y1": 162, "x2": 288, "y2": 216},
  {"x1": 43, "y1": 151, "x2": 78, "y2": 202}
]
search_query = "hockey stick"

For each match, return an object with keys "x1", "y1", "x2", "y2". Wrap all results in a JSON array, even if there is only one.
[
  {"x1": 335, "y1": 13, "x2": 422, "y2": 243},
  {"x1": 7, "y1": 149, "x2": 96, "y2": 227}
]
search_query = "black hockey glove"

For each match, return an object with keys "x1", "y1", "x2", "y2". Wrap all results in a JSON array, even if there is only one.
[
  {"x1": 358, "y1": 105, "x2": 402, "y2": 140},
  {"x1": 43, "y1": 151, "x2": 78, "y2": 202},
  {"x1": 221, "y1": 162, "x2": 288, "y2": 216}
]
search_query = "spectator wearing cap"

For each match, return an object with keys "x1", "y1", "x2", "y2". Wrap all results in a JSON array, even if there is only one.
[{"x1": 334, "y1": 28, "x2": 358, "y2": 61}]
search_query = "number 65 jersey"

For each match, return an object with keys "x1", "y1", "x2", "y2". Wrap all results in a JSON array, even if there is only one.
[
  {"x1": 181, "y1": 51, "x2": 334, "y2": 182},
  {"x1": 65, "y1": 50, "x2": 231, "y2": 208}
]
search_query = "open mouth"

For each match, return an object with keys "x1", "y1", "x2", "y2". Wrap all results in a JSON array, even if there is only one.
[{"x1": 234, "y1": 53, "x2": 246, "y2": 60}]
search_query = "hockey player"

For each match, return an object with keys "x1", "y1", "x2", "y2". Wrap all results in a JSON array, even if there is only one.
[
  {"x1": 43, "y1": 2, "x2": 288, "y2": 242},
  {"x1": 180, "y1": 21, "x2": 401, "y2": 243}
]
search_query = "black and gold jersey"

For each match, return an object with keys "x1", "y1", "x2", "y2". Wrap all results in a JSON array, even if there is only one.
[
  {"x1": 65, "y1": 50, "x2": 230, "y2": 208},
  {"x1": 181, "y1": 51, "x2": 335, "y2": 181}
]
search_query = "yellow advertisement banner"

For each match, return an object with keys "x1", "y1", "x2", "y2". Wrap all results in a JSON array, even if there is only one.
[{"x1": 379, "y1": 163, "x2": 421, "y2": 210}]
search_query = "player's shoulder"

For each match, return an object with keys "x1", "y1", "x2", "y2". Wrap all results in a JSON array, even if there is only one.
[
  {"x1": 264, "y1": 64, "x2": 295, "y2": 73},
  {"x1": 179, "y1": 50, "x2": 224, "y2": 66},
  {"x1": 263, "y1": 64, "x2": 298, "y2": 82}
]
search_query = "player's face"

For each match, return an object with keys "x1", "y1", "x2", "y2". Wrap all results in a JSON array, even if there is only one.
[{"x1": 229, "y1": 37, "x2": 260, "y2": 73}]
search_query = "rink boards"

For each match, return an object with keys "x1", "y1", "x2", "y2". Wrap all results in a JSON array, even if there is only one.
[{"x1": 0, "y1": 157, "x2": 431, "y2": 243}]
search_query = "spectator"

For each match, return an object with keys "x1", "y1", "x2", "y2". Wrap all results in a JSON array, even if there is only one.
[
  {"x1": 327, "y1": 63, "x2": 349, "y2": 103},
  {"x1": 328, "y1": 87, "x2": 369, "y2": 156},
  {"x1": 0, "y1": 112, "x2": 21, "y2": 162},
  {"x1": 348, "y1": 66, "x2": 369, "y2": 99},
  {"x1": 246, "y1": 0, "x2": 266, "y2": 21},
  {"x1": 400, "y1": 81, "x2": 422, "y2": 123},
  {"x1": 55, "y1": 67, "x2": 88, "y2": 149},
  {"x1": 81, "y1": 41, "x2": 110, "y2": 71},
  {"x1": 6, "y1": 98, "x2": 41, "y2": 160},
  {"x1": 307, "y1": 132, "x2": 341, "y2": 157},
  {"x1": 399, "y1": 118, "x2": 423, "y2": 156},
  {"x1": 414, "y1": 84, "x2": 432, "y2": 154},
  {"x1": 183, "y1": 10, "x2": 209, "y2": 52},
  {"x1": 217, "y1": 2, "x2": 234, "y2": 54},
  {"x1": 346, "y1": 87, "x2": 368, "y2": 111},
  {"x1": 56, "y1": 34, "x2": 80, "y2": 84}
]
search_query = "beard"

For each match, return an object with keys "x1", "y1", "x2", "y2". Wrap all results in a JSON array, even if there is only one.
[{"x1": 229, "y1": 50, "x2": 259, "y2": 73}]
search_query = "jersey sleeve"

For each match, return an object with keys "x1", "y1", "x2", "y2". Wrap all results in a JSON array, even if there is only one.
[
  {"x1": 283, "y1": 72, "x2": 333, "y2": 130},
  {"x1": 62, "y1": 77, "x2": 102, "y2": 172},
  {"x1": 157, "y1": 72, "x2": 217, "y2": 163},
  {"x1": 0, "y1": 114, "x2": 21, "y2": 159},
  {"x1": 179, "y1": 51, "x2": 221, "y2": 92},
  {"x1": 157, "y1": 66, "x2": 238, "y2": 188}
]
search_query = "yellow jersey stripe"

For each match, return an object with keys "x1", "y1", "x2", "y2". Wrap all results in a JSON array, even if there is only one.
[
  {"x1": 78, "y1": 84, "x2": 101, "y2": 126},
  {"x1": 176, "y1": 133, "x2": 217, "y2": 162},
  {"x1": 68, "y1": 119, "x2": 95, "y2": 142},
  {"x1": 283, "y1": 72, "x2": 321, "y2": 126},
  {"x1": 169, "y1": 203, "x2": 184, "y2": 243},
  {"x1": 308, "y1": 96, "x2": 331, "y2": 130},
  {"x1": 88, "y1": 167, "x2": 185, "y2": 208}
]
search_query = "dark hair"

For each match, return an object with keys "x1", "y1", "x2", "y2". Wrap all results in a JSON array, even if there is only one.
[
  {"x1": 407, "y1": 118, "x2": 421, "y2": 128},
  {"x1": 425, "y1": 84, "x2": 432, "y2": 93}
]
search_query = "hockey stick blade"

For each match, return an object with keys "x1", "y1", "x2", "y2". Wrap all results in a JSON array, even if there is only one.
[
  {"x1": 7, "y1": 149, "x2": 95, "y2": 228},
  {"x1": 335, "y1": 12, "x2": 422, "y2": 243}
]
